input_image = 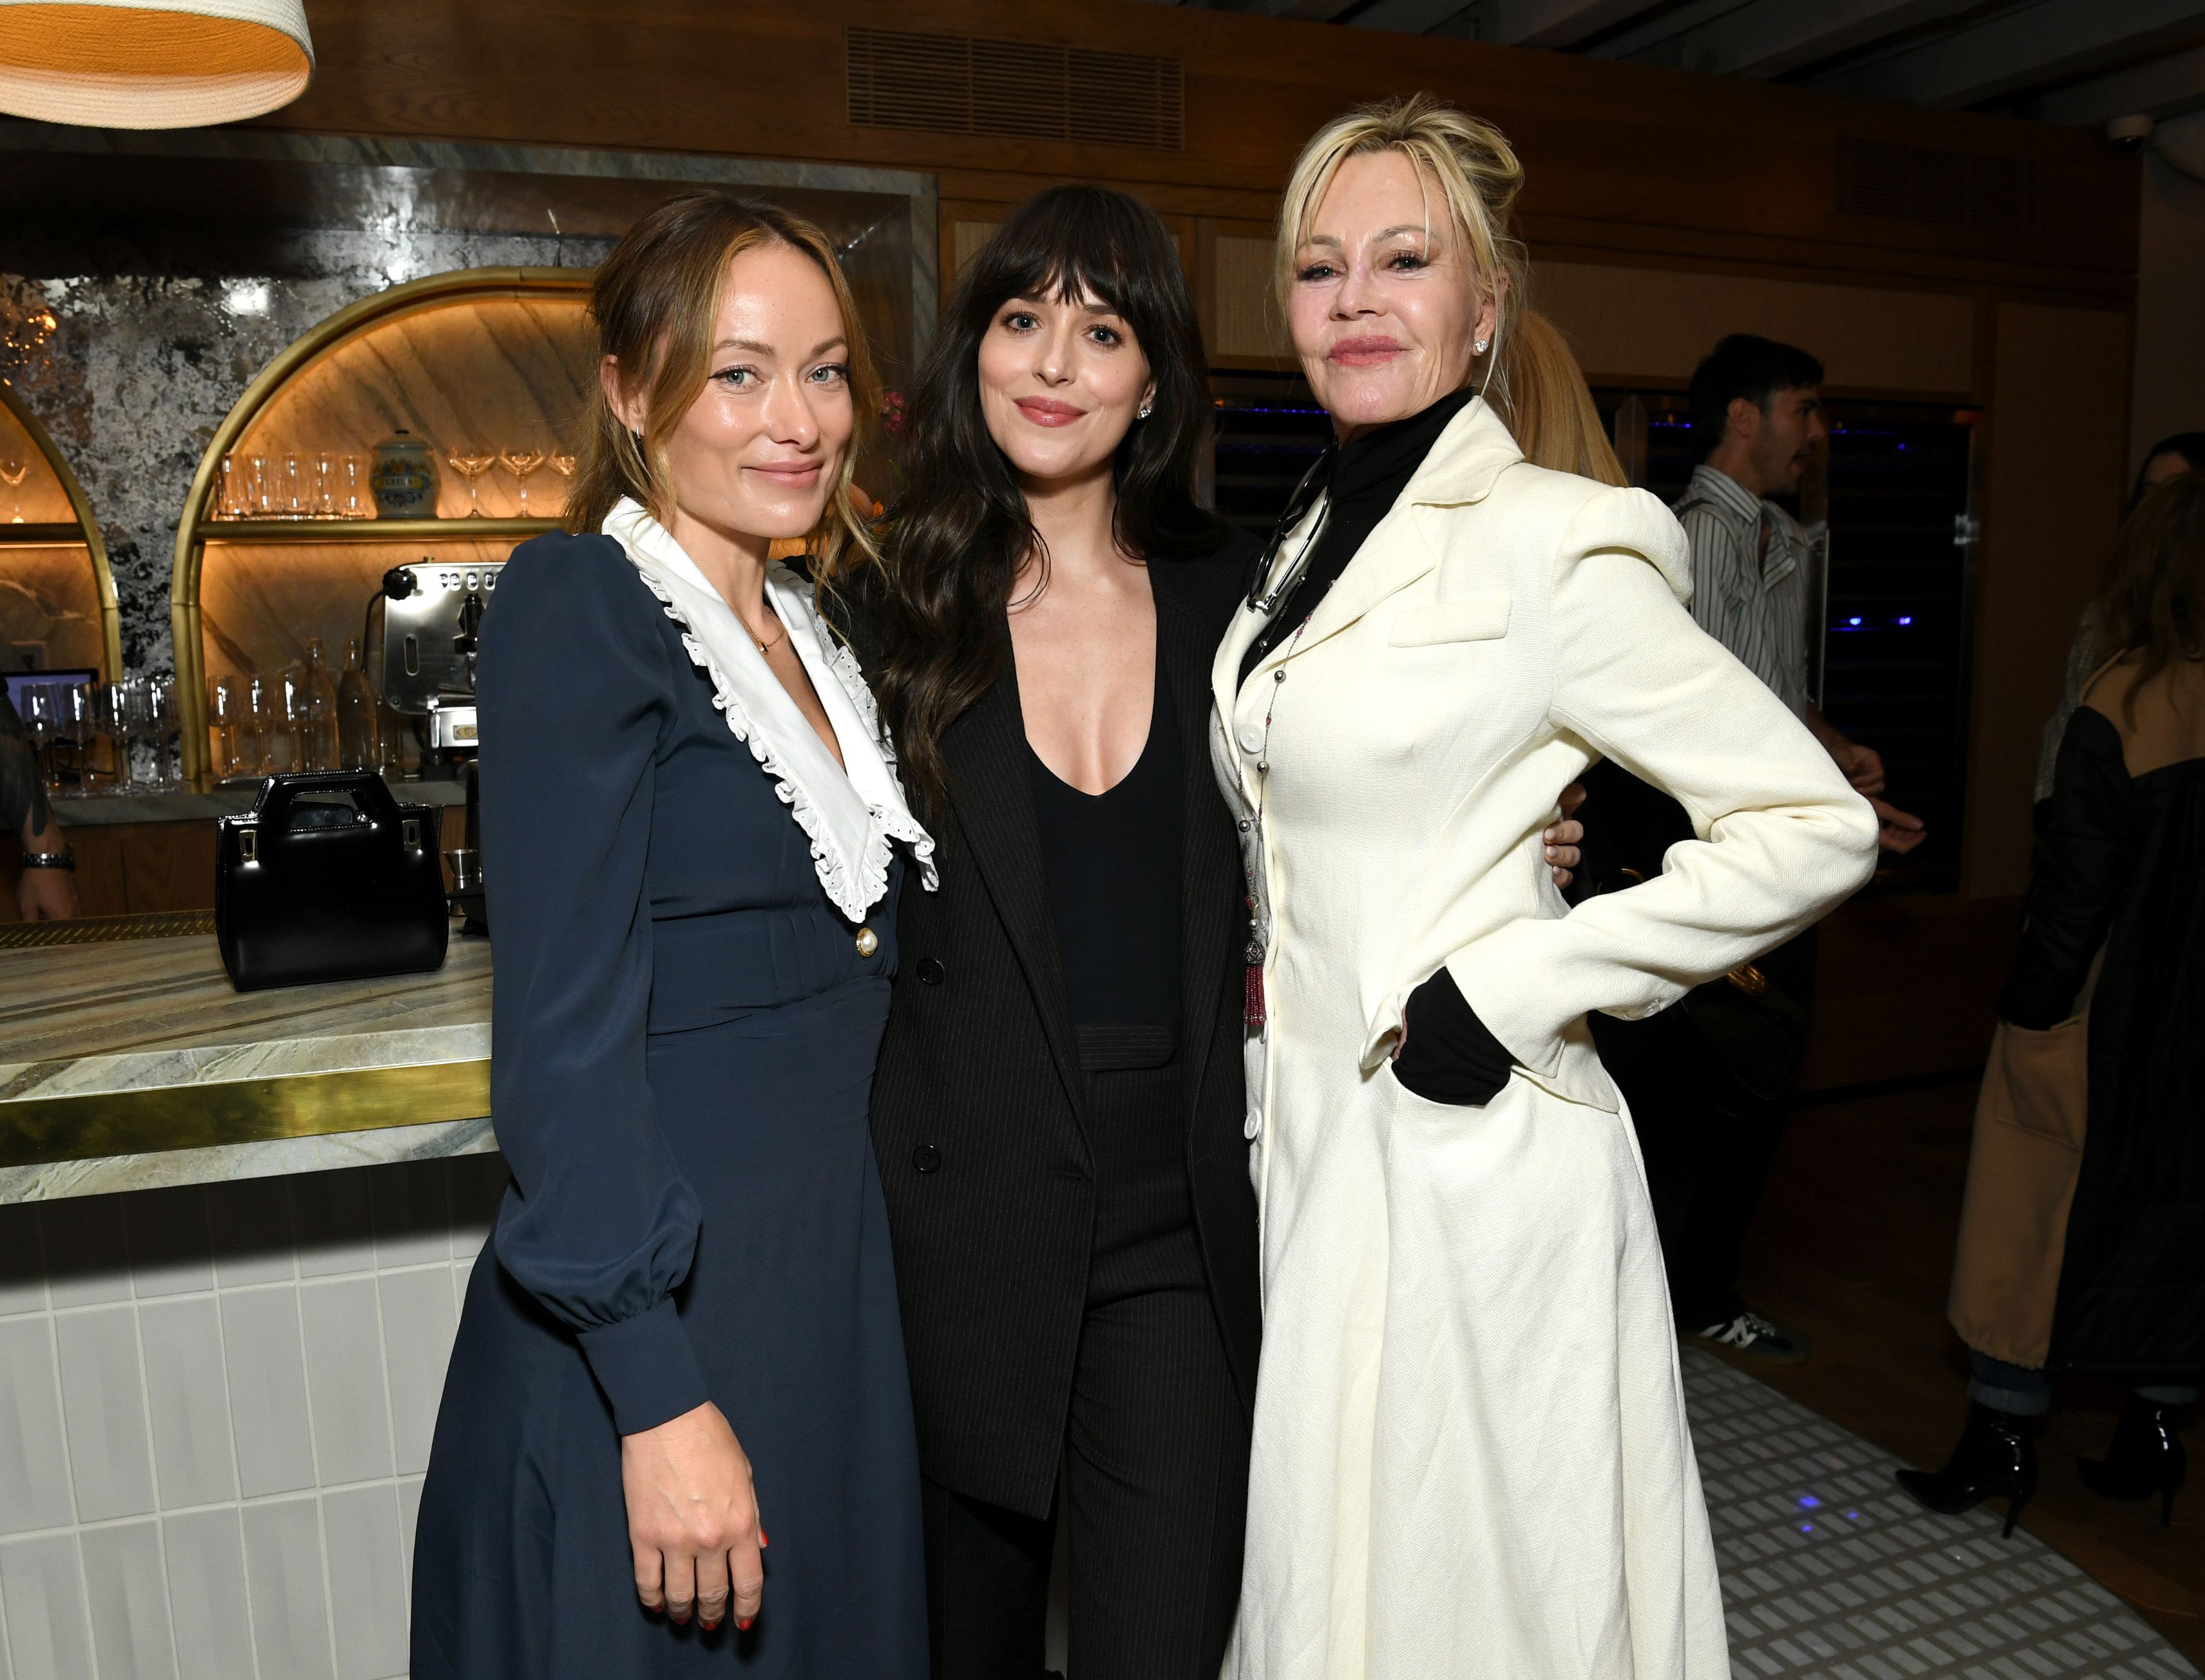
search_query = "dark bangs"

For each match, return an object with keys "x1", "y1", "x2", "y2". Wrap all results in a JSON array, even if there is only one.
[
  {"x1": 870, "y1": 184, "x2": 1228, "y2": 812},
  {"x1": 942, "y1": 184, "x2": 1223, "y2": 559}
]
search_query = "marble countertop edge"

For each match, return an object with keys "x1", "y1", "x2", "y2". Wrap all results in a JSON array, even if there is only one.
[{"x1": 0, "y1": 1021, "x2": 491, "y2": 1103}]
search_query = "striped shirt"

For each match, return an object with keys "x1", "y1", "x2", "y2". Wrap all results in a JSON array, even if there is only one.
[{"x1": 1674, "y1": 464, "x2": 1819, "y2": 720}]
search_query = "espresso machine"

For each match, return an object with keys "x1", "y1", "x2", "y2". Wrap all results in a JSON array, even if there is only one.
[{"x1": 378, "y1": 559, "x2": 500, "y2": 930}]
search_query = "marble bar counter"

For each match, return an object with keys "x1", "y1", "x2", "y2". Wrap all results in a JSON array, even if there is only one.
[
  {"x1": 49, "y1": 776, "x2": 471, "y2": 827},
  {"x1": 0, "y1": 918, "x2": 492, "y2": 1201}
]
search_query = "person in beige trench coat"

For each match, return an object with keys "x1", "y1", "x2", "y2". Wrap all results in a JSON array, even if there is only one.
[{"x1": 1213, "y1": 98, "x2": 1881, "y2": 1679}]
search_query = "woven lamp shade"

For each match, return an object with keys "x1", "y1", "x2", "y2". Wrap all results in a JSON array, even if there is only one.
[{"x1": 0, "y1": 0, "x2": 312, "y2": 128}]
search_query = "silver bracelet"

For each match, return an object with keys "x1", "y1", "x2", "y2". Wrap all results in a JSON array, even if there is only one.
[{"x1": 21, "y1": 847, "x2": 75, "y2": 871}]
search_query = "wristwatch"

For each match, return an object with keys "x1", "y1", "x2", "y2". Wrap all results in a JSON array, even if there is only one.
[{"x1": 21, "y1": 846, "x2": 75, "y2": 871}]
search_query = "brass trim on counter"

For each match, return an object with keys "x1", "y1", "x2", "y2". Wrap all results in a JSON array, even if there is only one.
[
  {"x1": 199, "y1": 517, "x2": 560, "y2": 544},
  {"x1": 0, "y1": 379, "x2": 123, "y2": 682},
  {"x1": 0, "y1": 1058, "x2": 491, "y2": 1168},
  {"x1": 170, "y1": 266, "x2": 593, "y2": 784},
  {"x1": 0, "y1": 909, "x2": 215, "y2": 949}
]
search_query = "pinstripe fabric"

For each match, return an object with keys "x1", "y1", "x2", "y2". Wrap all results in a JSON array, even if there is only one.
[{"x1": 1675, "y1": 464, "x2": 1814, "y2": 719}]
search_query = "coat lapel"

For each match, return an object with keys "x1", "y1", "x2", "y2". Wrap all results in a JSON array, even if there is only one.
[
  {"x1": 1271, "y1": 396, "x2": 1526, "y2": 668},
  {"x1": 1153, "y1": 562, "x2": 1238, "y2": 1128},
  {"x1": 940, "y1": 663, "x2": 1090, "y2": 1131}
]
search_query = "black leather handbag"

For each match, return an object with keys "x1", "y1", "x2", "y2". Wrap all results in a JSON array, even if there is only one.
[{"x1": 215, "y1": 772, "x2": 450, "y2": 991}]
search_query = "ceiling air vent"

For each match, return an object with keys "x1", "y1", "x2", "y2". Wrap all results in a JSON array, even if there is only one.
[
  {"x1": 847, "y1": 27, "x2": 1184, "y2": 151},
  {"x1": 1834, "y1": 138, "x2": 2038, "y2": 235}
]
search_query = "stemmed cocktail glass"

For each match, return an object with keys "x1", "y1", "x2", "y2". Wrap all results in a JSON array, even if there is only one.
[
  {"x1": 448, "y1": 449, "x2": 495, "y2": 518},
  {"x1": 500, "y1": 448, "x2": 547, "y2": 516}
]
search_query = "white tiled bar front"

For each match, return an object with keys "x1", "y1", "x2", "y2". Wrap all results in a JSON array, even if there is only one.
[
  {"x1": 0, "y1": 1153, "x2": 508, "y2": 1680},
  {"x1": 0, "y1": 929, "x2": 501, "y2": 1679}
]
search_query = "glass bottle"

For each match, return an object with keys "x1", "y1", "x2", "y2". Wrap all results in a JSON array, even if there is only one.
[
  {"x1": 337, "y1": 637, "x2": 380, "y2": 772},
  {"x1": 302, "y1": 638, "x2": 341, "y2": 772}
]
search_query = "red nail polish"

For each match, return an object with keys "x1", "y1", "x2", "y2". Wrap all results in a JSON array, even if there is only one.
[
  {"x1": 737, "y1": 1617, "x2": 754, "y2": 1631},
  {"x1": 760, "y1": 1532, "x2": 770, "y2": 1547}
]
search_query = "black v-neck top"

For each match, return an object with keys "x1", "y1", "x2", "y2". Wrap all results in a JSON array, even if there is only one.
[
  {"x1": 1028, "y1": 649, "x2": 1182, "y2": 1026},
  {"x1": 1240, "y1": 386, "x2": 1475, "y2": 684}
]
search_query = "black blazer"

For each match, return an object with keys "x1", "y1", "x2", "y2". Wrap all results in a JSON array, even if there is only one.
[{"x1": 864, "y1": 535, "x2": 1262, "y2": 1518}]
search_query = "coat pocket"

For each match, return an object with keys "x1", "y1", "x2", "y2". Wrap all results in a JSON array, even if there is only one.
[{"x1": 1388, "y1": 596, "x2": 1511, "y2": 647}]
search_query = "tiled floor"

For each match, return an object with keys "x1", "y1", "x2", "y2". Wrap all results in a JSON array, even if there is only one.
[{"x1": 1686, "y1": 1348, "x2": 2200, "y2": 1679}]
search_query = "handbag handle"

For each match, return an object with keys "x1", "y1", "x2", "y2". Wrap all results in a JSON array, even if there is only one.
[{"x1": 247, "y1": 770, "x2": 409, "y2": 833}]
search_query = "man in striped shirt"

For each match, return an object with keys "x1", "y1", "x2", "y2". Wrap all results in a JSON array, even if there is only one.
[
  {"x1": 1594, "y1": 336, "x2": 1925, "y2": 1373},
  {"x1": 1683, "y1": 334, "x2": 1927, "y2": 851}
]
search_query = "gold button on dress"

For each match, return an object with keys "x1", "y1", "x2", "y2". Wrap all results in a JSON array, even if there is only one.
[{"x1": 854, "y1": 926, "x2": 878, "y2": 958}]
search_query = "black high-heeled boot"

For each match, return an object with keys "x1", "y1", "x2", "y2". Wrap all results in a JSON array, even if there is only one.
[
  {"x1": 2078, "y1": 1393, "x2": 2189, "y2": 1526},
  {"x1": 1894, "y1": 1402, "x2": 2038, "y2": 1538}
]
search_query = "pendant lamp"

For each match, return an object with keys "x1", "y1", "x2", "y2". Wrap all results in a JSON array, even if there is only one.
[{"x1": 0, "y1": 0, "x2": 313, "y2": 129}]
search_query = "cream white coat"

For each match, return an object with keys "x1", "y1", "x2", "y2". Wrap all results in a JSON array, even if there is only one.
[{"x1": 1212, "y1": 400, "x2": 1878, "y2": 1679}]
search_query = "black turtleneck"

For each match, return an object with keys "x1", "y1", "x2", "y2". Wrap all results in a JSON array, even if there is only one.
[{"x1": 1238, "y1": 386, "x2": 1474, "y2": 684}]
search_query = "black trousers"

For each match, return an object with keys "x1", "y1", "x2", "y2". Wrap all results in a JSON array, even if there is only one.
[
  {"x1": 924, "y1": 1049, "x2": 1248, "y2": 1680},
  {"x1": 1591, "y1": 930, "x2": 1819, "y2": 1332},
  {"x1": 921, "y1": 1286, "x2": 1247, "y2": 1680}
]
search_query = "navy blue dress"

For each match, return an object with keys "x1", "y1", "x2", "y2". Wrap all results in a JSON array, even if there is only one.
[{"x1": 412, "y1": 533, "x2": 928, "y2": 1679}]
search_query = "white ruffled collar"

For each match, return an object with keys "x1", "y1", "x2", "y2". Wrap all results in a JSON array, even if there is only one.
[{"x1": 602, "y1": 497, "x2": 936, "y2": 922}]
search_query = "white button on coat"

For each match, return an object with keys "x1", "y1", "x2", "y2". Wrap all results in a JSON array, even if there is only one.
[{"x1": 1238, "y1": 725, "x2": 1265, "y2": 754}]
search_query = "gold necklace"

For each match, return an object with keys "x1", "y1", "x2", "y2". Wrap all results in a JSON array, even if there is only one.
[{"x1": 753, "y1": 604, "x2": 785, "y2": 657}]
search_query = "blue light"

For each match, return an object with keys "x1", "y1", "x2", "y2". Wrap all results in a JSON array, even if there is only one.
[
  {"x1": 1799, "y1": 1522, "x2": 1815, "y2": 1535},
  {"x1": 1848, "y1": 617, "x2": 1863, "y2": 627},
  {"x1": 1897, "y1": 616, "x2": 1913, "y2": 627},
  {"x1": 1798, "y1": 1495, "x2": 1822, "y2": 1509},
  {"x1": 1845, "y1": 1510, "x2": 1861, "y2": 1521}
]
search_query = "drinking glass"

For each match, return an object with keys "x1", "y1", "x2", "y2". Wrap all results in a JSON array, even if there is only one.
[
  {"x1": 209, "y1": 673, "x2": 241, "y2": 779},
  {"x1": 279, "y1": 453, "x2": 308, "y2": 520},
  {"x1": 0, "y1": 457, "x2": 25, "y2": 524},
  {"x1": 500, "y1": 448, "x2": 547, "y2": 515},
  {"x1": 339, "y1": 454, "x2": 369, "y2": 518},
  {"x1": 92, "y1": 682, "x2": 129, "y2": 791},
  {"x1": 548, "y1": 451, "x2": 578, "y2": 513},
  {"x1": 242, "y1": 672, "x2": 276, "y2": 777},
  {"x1": 246, "y1": 454, "x2": 272, "y2": 517},
  {"x1": 447, "y1": 448, "x2": 496, "y2": 517},
  {"x1": 54, "y1": 680, "x2": 93, "y2": 795},
  {"x1": 118, "y1": 676, "x2": 157, "y2": 790},
  {"x1": 146, "y1": 675, "x2": 180, "y2": 788},
  {"x1": 312, "y1": 451, "x2": 337, "y2": 518},
  {"x1": 19, "y1": 682, "x2": 56, "y2": 788},
  {"x1": 217, "y1": 453, "x2": 246, "y2": 519},
  {"x1": 269, "y1": 669, "x2": 311, "y2": 773}
]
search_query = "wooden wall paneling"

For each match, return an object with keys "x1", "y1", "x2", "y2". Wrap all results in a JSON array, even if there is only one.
[
  {"x1": 65, "y1": 826, "x2": 126, "y2": 918},
  {"x1": 262, "y1": 0, "x2": 2136, "y2": 304},
  {"x1": 1963, "y1": 301, "x2": 2133, "y2": 900},
  {"x1": 1797, "y1": 892, "x2": 2022, "y2": 1092},
  {"x1": 234, "y1": 294, "x2": 594, "y2": 517},
  {"x1": 0, "y1": 545, "x2": 112, "y2": 678},
  {"x1": 1533, "y1": 262, "x2": 1979, "y2": 398},
  {"x1": 120, "y1": 820, "x2": 217, "y2": 912},
  {"x1": 1211, "y1": 226, "x2": 1283, "y2": 366}
]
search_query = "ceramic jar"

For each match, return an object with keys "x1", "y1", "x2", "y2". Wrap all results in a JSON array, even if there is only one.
[{"x1": 369, "y1": 431, "x2": 438, "y2": 518}]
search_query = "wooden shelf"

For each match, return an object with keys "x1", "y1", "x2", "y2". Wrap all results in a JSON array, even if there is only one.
[
  {"x1": 0, "y1": 523, "x2": 89, "y2": 546},
  {"x1": 198, "y1": 517, "x2": 560, "y2": 544}
]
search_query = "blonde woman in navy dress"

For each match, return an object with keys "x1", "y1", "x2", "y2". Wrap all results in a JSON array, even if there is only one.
[{"x1": 411, "y1": 191, "x2": 933, "y2": 1677}]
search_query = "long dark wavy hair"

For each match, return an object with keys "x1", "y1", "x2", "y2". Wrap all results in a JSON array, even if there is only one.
[{"x1": 871, "y1": 185, "x2": 1229, "y2": 812}]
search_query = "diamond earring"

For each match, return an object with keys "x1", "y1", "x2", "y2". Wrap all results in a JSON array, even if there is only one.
[
  {"x1": 1137, "y1": 404, "x2": 1154, "y2": 419},
  {"x1": 1474, "y1": 339, "x2": 1490, "y2": 354}
]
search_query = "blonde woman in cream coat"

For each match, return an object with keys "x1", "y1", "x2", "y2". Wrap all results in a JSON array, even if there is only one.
[{"x1": 1214, "y1": 97, "x2": 1880, "y2": 1680}]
